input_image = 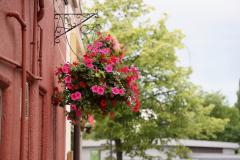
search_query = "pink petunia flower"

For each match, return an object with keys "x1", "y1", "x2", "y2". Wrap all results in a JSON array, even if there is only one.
[
  {"x1": 99, "y1": 48, "x2": 110, "y2": 54},
  {"x1": 131, "y1": 66, "x2": 137, "y2": 71},
  {"x1": 66, "y1": 84, "x2": 73, "y2": 90},
  {"x1": 88, "y1": 115, "x2": 94, "y2": 126},
  {"x1": 71, "y1": 91, "x2": 82, "y2": 101},
  {"x1": 70, "y1": 104, "x2": 77, "y2": 111},
  {"x1": 62, "y1": 64, "x2": 70, "y2": 74},
  {"x1": 119, "y1": 88, "x2": 125, "y2": 95},
  {"x1": 97, "y1": 86, "x2": 105, "y2": 95},
  {"x1": 55, "y1": 67, "x2": 63, "y2": 75},
  {"x1": 64, "y1": 76, "x2": 71, "y2": 84},
  {"x1": 86, "y1": 63, "x2": 94, "y2": 68},
  {"x1": 112, "y1": 87, "x2": 119, "y2": 95},
  {"x1": 84, "y1": 56, "x2": 93, "y2": 64},
  {"x1": 87, "y1": 44, "x2": 94, "y2": 51},
  {"x1": 105, "y1": 34, "x2": 112, "y2": 42},
  {"x1": 95, "y1": 41, "x2": 103, "y2": 48},
  {"x1": 91, "y1": 85, "x2": 98, "y2": 93},
  {"x1": 75, "y1": 110, "x2": 82, "y2": 117},
  {"x1": 105, "y1": 65, "x2": 113, "y2": 73}
]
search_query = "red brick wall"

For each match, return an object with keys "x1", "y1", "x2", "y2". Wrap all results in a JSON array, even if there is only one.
[{"x1": 0, "y1": 0, "x2": 67, "y2": 160}]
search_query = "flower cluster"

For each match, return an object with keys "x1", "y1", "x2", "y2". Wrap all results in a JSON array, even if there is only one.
[{"x1": 54, "y1": 32, "x2": 140, "y2": 123}]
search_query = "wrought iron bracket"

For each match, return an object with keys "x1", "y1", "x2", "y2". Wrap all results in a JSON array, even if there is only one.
[{"x1": 54, "y1": 11, "x2": 99, "y2": 43}]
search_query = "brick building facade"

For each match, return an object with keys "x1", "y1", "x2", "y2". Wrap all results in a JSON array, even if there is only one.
[{"x1": 0, "y1": 0, "x2": 84, "y2": 160}]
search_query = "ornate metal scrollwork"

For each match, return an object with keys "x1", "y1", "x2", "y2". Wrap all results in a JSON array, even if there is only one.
[{"x1": 54, "y1": 11, "x2": 99, "y2": 43}]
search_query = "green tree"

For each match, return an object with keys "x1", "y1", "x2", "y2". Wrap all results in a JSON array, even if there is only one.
[
  {"x1": 235, "y1": 79, "x2": 240, "y2": 110},
  {"x1": 202, "y1": 91, "x2": 240, "y2": 142},
  {"x1": 84, "y1": 0, "x2": 227, "y2": 159}
]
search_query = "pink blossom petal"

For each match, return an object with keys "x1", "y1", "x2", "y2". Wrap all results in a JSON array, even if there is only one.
[
  {"x1": 105, "y1": 65, "x2": 113, "y2": 73},
  {"x1": 76, "y1": 110, "x2": 81, "y2": 118},
  {"x1": 91, "y1": 85, "x2": 98, "y2": 93},
  {"x1": 112, "y1": 87, "x2": 119, "y2": 95},
  {"x1": 66, "y1": 84, "x2": 73, "y2": 90},
  {"x1": 71, "y1": 91, "x2": 81, "y2": 101},
  {"x1": 86, "y1": 63, "x2": 94, "y2": 68},
  {"x1": 62, "y1": 64, "x2": 70, "y2": 74},
  {"x1": 99, "y1": 48, "x2": 110, "y2": 54},
  {"x1": 64, "y1": 76, "x2": 71, "y2": 83},
  {"x1": 97, "y1": 86, "x2": 105, "y2": 95},
  {"x1": 70, "y1": 104, "x2": 77, "y2": 110},
  {"x1": 87, "y1": 44, "x2": 94, "y2": 51},
  {"x1": 119, "y1": 89, "x2": 125, "y2": 95},
  {"x1": 88, "y1": 115, "x2": 94, "y2": 126}
]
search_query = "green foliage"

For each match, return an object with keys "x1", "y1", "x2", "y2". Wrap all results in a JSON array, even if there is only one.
[
  {"x1": 202, "y1": 91, "x2": 240, "y2": 142},
  {"x1": 235, "y1": 80, "x2": 240, "y2": 110},
  {"x1": 83, "y1": 0, "x2": 228, "y2": 159}
]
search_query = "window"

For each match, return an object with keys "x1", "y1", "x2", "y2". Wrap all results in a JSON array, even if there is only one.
[
  {"x1": 52, "y1": 104, "x2": 57, "y2": 160},
  {"x1": 0, "y1": 89, "x2": 2, "y2": 141},
  {"x1": 38, "y1": 91, "x2": 44, "y2": 160},
  {"x1": 20, "y1": 82, "x2": 30, "y2": 117}
]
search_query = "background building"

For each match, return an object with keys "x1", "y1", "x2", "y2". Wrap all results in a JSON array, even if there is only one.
[{"x1": 82, "y1": 139, "x2": 240, "y2": 160}]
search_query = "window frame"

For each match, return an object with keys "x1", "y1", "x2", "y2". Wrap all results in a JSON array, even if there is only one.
[{"x1": 0, "y1": 88, "x2": 2, "y2": 142}]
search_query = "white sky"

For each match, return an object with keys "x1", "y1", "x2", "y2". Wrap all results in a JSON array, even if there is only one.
[{"x1": 145, "y1": 0, "x2": 240, "y2": 105}]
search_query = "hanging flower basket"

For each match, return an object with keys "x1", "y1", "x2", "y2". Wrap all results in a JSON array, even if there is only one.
[{"x1": 53, "y1": 32, "x2": 140, "y2": 124}]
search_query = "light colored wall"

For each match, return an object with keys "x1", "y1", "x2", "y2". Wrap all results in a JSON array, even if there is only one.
[
  {"x1": 223, "y1": 148, "x2": 236, "y2": 155},
  {"x1": 81, "y1": 141, "x2": 240, "y2": 160}
]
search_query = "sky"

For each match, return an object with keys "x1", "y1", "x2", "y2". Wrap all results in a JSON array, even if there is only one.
[{"x1": 145, "y1": 0, "x2": 240, "y2": 105}]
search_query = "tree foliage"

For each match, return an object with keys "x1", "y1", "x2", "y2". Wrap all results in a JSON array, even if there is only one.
[
  {"x1": 235, "y1": 80, "x2": 240, "y2": 110},
  {"x1": 83, "y1": 0, "x2": 228, "y2": 159},
  {"x1": 202, "y1": 91, "x2": 240, "y2": 142}
]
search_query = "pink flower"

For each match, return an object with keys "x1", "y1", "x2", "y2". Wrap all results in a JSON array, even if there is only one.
[
  {"x1": 108, "y1": 56, "x2": 119, "y2": 65},
  {"x1": 67, "y1": 115, "x2": 72, "y2": 120},
  {"x1": 97, "y1": 86, "x2": 105, "y2": 95},
  {"x1": 87, "y1": 44, "x2": 94, "y2": 51},
  {"x1": 86, "y1": 63, "x2": 94, "y2": 68},
  {"x1": 84, "y1": 56, "x2": 93, "y2": 64},
  {"x1": 75, "y1": 110, "x2": 81, "y2": 117},
  {"x1": 99, "y1": 48, "x2": 110, "y2": 54},
  {"x1": 95, "y1": 41, "x2": 103, "y2": 48},
  {"x1": 71, "y1": 91, "x2": 82, "y2": 101},
  {"x1": 131, "y1": 66, "x2": 137, "y2": 72},
  {"x1": 62, "y1": 64, "x2": 70, "y2": 74},
  {"x1": 55, "y1": 67, "x2": 63, "y2": 75},
  {"x1": 91, "y1": 85, "x2": 105, "y2": 95},
  {"x1": 92, "y1": 48, "x2": 99, "y2": 53},
  {"x1": 91, "y1": 85, "x2": 98, "y2": 93},
  {"x1": 70, "y1": 104, "x2": 77, "y2": 110},
  {"x1": 88, "y1": 115, "x2": 94, "y2": 126},
  {"x1": 105, "y1": 65, "x2": 113, "y2": 73},
  {"x1": 131, "y1": 76, "x2": 137, "y2": 81},
  {"x1": 66, "y1": 84, "x2": 73, "y2": 90},
  {"x1": 83, "y1": 56, "x2": 94, "y2": 68},
  {"x1": 105, "y1": 34, "x2": 112, "y2": 42},
  {"x1": 119, "y1": 88, "x2": 125, "y2": 95},
  {"x1": 118, "y1": 66, "x2": 129, "y2": 73},
  {"x1": 112, "y1": 87, "x2": 119, "y2": 95},
  {"x1": 64, "y1": 76, "x2": 71, "y2": 84}
]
